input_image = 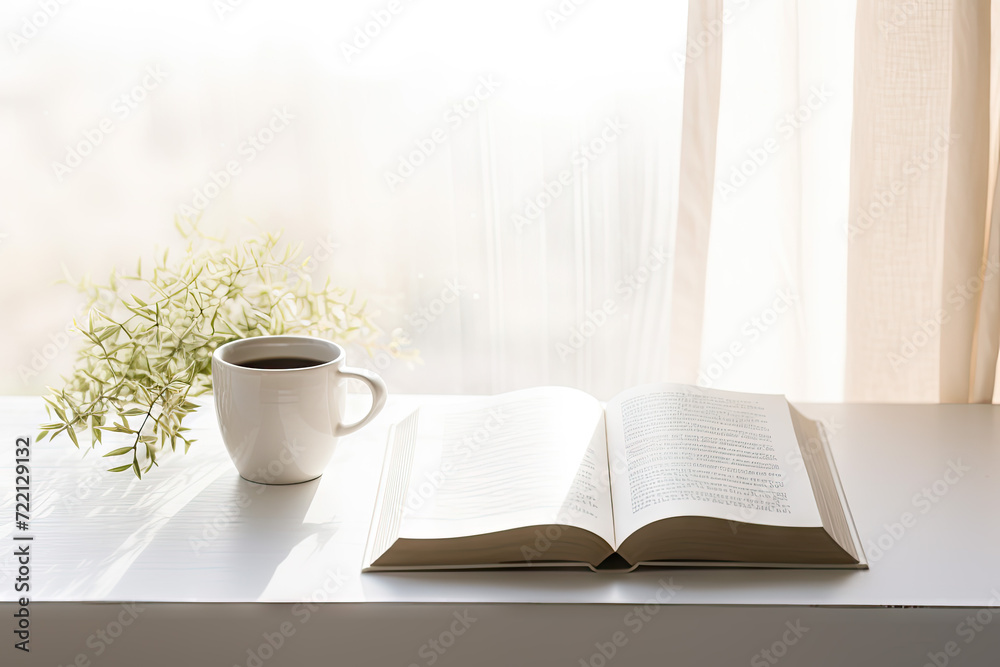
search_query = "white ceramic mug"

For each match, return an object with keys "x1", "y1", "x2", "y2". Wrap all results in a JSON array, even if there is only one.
[{"x1": 212, "y1": 335, "x2": 387, "y2": 484}]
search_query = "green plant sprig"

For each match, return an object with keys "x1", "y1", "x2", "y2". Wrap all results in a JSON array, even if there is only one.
[{"x1": 38, "y1": 221, "x2": 412, "y2": 478}]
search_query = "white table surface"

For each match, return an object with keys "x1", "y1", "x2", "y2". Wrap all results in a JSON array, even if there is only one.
[{"x1": 1, "y1": 394, "x2": 997, "y2": 608}]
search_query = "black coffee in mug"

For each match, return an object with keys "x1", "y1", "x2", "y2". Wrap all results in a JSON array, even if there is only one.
[{"x1": 236, "y1": 357, "x2": 325, "y2": 370}]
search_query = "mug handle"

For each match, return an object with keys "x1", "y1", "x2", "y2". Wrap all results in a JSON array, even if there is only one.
[{"x1": 333, "y1": 366, "x2": 388, "y2": 437}]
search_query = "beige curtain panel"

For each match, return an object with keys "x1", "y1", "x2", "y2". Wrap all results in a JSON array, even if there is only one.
[
  {"x1": 845, "y1": 0, "x2": 999, "y2": 403},
  {"x1": 670, "y1": 0, "x2": 1000, "y2": 403}
]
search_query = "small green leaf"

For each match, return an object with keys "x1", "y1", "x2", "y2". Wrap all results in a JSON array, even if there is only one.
[
  {"x1": 102, "y1": 447, "x2": 134, "y2": 458},
  {"x1": 107, "y1": 464, "x2": 132, "y2": 473}
]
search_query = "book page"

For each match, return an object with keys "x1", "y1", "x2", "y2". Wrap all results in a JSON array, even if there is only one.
[
  {"x1": 396, "y1": 387, "x2": 615, "y2": 549},
  {"x1": 606, "y1": 383, "x2": 823, "y2": 547}
]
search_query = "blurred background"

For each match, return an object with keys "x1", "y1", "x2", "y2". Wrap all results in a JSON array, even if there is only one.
[{"x1": 0, "y1": 0, "x2": 855, "y2": 400}]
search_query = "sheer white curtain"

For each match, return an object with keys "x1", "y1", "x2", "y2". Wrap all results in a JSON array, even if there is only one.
[
  {"x1": 1, "y1": 0, "x2": 693, "y2": 399},
  {"x1": 696, "y1": 0, "x2": 855, "y2": 401},
  {"x1": 2, "y1": 0, "x2": 996, "y2": 402}
]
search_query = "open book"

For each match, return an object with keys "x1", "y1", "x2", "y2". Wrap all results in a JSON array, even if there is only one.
[{"x1": 363, "y1": 384, "x2": 866, "y2": 571}]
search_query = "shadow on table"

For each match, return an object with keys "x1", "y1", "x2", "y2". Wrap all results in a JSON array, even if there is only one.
[{"x1": 97, "y1": 463, "x2": 341, "y2": 601}]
